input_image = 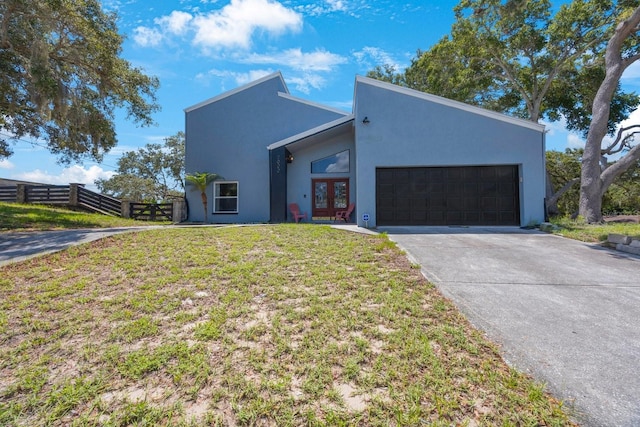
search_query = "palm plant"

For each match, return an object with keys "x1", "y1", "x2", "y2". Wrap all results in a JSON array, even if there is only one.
[{"x1": 185, "y1": 172, "x2": 223, "y2": 223}]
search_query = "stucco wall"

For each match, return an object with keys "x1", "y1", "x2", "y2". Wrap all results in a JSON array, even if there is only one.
[
  {"x1": 285, "y1": 130, "x2": 356, "y2": 221},
  {"x1": 184, "y1": 74, "x2": 346, "y2": 223},
  {"x1": 353, "y1": 78, "x2": 546, "y2": 228}
]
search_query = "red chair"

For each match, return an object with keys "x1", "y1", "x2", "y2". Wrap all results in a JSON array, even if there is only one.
[
  {"x1": 288, "y1": 203, "x2": 307, "y2": 223},
  {"x1": 335, "y1": 203, "x2": 355, "y2": 223}
]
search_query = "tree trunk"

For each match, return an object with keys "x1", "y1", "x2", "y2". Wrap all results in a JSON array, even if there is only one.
[
  {"x1": 579, "y1": 7, "x2": 640, "y2": 223},
  {"x1": 545, "y1": 170, "x2": 559, "y2": 216},
  {"x1": 200, "y1": 192, "x2": 208, "y2": 224}
]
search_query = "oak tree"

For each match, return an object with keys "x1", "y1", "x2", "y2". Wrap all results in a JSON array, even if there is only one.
[
  {"x1": 95, "y1": 132, "x2": 185, "y2": 202},
  {"x1": 579, "y1": 5, "x2": 640, "y2": 222},
  {"x1": 0, "y1": 0, "x2": 159, "y2": 163}
]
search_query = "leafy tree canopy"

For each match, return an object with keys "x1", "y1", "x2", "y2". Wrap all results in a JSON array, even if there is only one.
[
  {"x1": 0, "y1": 0, "x2": 159, "y2": 163},
  {"x1": 547, "y1": 149, "x2": 640, "y2": 216},
  {"x1": 368, "y1": 0, "x2": 639, "y2": 135},
  {"x1": 95, "y1": 132, "x2": 185, "y2": 202}
]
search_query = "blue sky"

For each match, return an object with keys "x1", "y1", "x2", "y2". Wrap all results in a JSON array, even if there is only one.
[{"x1": 1, "y1": 0, "x2": 639, "y2": 189}]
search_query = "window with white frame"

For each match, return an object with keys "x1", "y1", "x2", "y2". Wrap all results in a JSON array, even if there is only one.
[{"x1": 213, "y1": 181, "x2": 238, "y2": 213}]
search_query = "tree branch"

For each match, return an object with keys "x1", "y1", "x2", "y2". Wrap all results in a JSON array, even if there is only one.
[
  {"x1": 601, "y1": 124, "x2": 640, "y2": 155},
  {"x1": 601, "y1": 143, "x2": 640, "y2": 190},
  {"x1": 547, "y1": 178, "x2": 580, "y2": 207}
]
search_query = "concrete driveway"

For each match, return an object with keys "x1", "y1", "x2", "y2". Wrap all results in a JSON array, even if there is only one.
[
  {"x1": 0, "y1": 227, "x2": 162, "y2": 266},
  {"x1": 380, "y1": 226, "x2": 640, "y2": 427}
]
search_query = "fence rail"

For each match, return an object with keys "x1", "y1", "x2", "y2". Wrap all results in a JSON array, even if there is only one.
[
  {"x1": 78, "y1": 186, "x2": 122, "y2": 217},
  {"x1": 130, "y1": 202, "x2": 174, "y2": 221},
  {"x1": 0, "y1": 186, "x2": 17, "y2": 202},
  {"x1": 0, "y1": 184, "x2": 185, "y2": 222},
  {"x1": 25, "y1": 185, "x2": 70, "y2": 205}
]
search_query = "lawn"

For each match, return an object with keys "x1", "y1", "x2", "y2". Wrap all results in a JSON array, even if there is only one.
[
  {"x1": 0, "y1": 224, "x2": 573, "y2": 426},
  {"x1": 0, "y1": 202, "x2": 169, "y2": 231},
  {"x1": 550, "y1": 216, "x2": 640, "y2": 243}
]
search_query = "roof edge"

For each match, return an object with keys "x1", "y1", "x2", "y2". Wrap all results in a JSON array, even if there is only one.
[
  {"x1": 184, "y1": 71, "x2": 288, "y2": 113},
  {"x1": 277, "y1": 92, "x2": 350, "y2": 116},
  {"x1": 267, "y1": 114, "x2": 355, "y2": 150},
  {"x1": 355, "y1": 75, "x2": 545, "y2": 132}
]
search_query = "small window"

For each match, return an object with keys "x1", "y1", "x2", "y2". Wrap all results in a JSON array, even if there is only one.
[
  {"x1": 311, "y1": 150, "x2": 350, "y2": 174},
  {"x1": 213, "y1": 181, "x2": 238, "y2": 213}
]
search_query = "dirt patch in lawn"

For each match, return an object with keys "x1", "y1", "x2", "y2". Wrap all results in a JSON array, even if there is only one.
[{"x1": 0, "y1": 225, "x2": 576, "y2": 426}]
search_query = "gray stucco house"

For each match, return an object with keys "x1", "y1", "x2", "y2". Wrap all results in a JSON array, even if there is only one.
[{"x1": 184, "y1": 72, "x2": 546, "y2": 228}]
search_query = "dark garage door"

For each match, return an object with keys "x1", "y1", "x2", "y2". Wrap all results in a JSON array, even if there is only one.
[{"x1": 376, "y1": 165, "x2": 520, "y2": 226}]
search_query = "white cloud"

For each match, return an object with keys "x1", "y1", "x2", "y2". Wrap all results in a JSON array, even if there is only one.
[
  {"x1": 0, "y1": 159, "x2": 14, "y2": 170},
  {"x1": 602, "y1": 107, "x2": 640, "y2": 154},
  {"x1": 619, "y1": 104, "x2": 640, "y2": 128},
  {"x1": 353, "y1": 46, "x2": 405, "y2": 72},
  {"x1": 242, "y1": 48, "x2": 347, "y2": 71},
  {"x1": 287, "y1": 73, "x2": 326, "y2": 94},
  {"x1": 234, "y1": 69, "x2": 275, "y2": 85},
  {"x1": 15, "y1": 165, "x2": 116, "y2": 190},
  {"x1": 622, "y1": 61, "x2": 640, "y2": 80},
  {"x1": 195, "y1": 68, "x2": 274, "y2": 87},
  {"x1": 542, "y1": 116, "x2": 568, "y2": 138},
  {"x1": 567, "y1": 133, "x2": 585, "y2": 149},
  {"x1": 134, "y1": 0, "x2": 302, "y2": 51},
  {"x1": 133, "y1": 26, "x2": 163, "y2": 47},
  {"x1": 155, "y1": 11, "x2": 193, "y2": 35},
  {"x1": 296, "y1": 0, "x2": 355, "y2": 16},
  {"x1": 192, "y1": 0, "x2": 301, "y2": 49}
]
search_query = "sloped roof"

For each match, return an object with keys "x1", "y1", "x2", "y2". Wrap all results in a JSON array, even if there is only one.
[
  {"x1": 277, "y1": 92, "x2": 349, "y2": 117},
  {"x1": 184, "y1": 71, "x2": 288, "y2": 113},
  {"x1": 267, "y1": 114, "x2": 354, "y2": 151},
  {"x1": 354, "y1": 75, "x2": 545, "y2": 132}
]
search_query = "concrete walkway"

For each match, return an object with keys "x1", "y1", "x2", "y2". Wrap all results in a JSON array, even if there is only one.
[{"x1": 380, "y1": 226, "x2": 640, "y2": 427}]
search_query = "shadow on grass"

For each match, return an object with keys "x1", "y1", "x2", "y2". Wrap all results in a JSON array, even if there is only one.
[{"x1": 0, "y1": 203, "x2": 167, "y2": 231}]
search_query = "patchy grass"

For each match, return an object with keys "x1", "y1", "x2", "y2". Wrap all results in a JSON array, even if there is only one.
[
  {"x1": 0, "y1": 225, "x2": 575, "y2": 426},
  {"x1": 0, "y1": 202, "x2": 169, "y2": 231},
  {"x1": 550, "y1": 216, "x2": 640, "y2": 243}
]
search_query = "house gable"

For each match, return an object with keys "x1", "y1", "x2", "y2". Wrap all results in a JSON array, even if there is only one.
[
  {"x1": 184, "y1": 72, "x2": 347, "y2": 223},
  {"x1": 353, "y1": 75, "x2": 546, "y2": 227},
  {"x1": 354, "y1": 75, "x2": 544, "y2": 132},
  {"x1": 184, "y1": 72, "x2": 547, "y2": 227},
  {"x1": 184, "y1": 72, "x2": 289, "y2": 113}
]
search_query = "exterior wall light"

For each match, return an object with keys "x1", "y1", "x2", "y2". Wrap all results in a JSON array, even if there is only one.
[
  {"x1": 362, "y1": 116, "x2": 370, "y2": 124},
  {"x1": 286, "y1": 153, "x2": 294, "y2": 163}
]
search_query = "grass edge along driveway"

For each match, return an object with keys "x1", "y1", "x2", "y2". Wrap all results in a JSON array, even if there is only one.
[{"x1": 0, "y1": 225, "x2": 574, "y2": 426}]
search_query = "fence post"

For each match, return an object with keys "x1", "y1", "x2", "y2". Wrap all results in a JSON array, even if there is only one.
[
  {"x1": 121, "y1": 201, "x2": 131, "y2": 218},
  {"x1": 16, "y1": 184, "x2": 26, "y2": 203},
  {"x1": 69, "y1": 183, "x2": 79, "y2": 207},
  {"x1": 172, "y1": 199, "x2": 186, "y2": 223}
]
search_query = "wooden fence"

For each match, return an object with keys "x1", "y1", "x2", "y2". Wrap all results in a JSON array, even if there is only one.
[
  {"x1": 129, "y1": 202, "x2": 174, "y2": 221},
  {"x1": 77, "y1": 186, "x2": 122, "y2": 217},
  {"x1": 0, "y1": 184, "x2": 185, "y2": 222}
]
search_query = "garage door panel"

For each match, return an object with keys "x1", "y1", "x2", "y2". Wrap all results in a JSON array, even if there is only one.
[
  {"x1": 428, "y1": 195, "x2": 446, "y2": 209},
  {"x1": 448, "y1": 197, "x2": 463, "y2": 210},
  {"x1": 377, "y1": 166, "x2": 520, "y2": 226},
  {"x1": 463, "y1": 197, "x2": 480, "y2": 210},
  {"x1": 411, "y1": 210, "x2": 428, "y2": 222},
  {"x1": 498, "y1": 196, "x2": 515, "y2": 210}
]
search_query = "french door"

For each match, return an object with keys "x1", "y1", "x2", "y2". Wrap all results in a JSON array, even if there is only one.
[{"x1": 312, "y1": 178, "x2": 349, "y2": 218}]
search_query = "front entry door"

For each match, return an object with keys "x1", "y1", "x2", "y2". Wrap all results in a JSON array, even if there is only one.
[{"x1": 312, "y1": 179, "x2": 349, "y2": 219}]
